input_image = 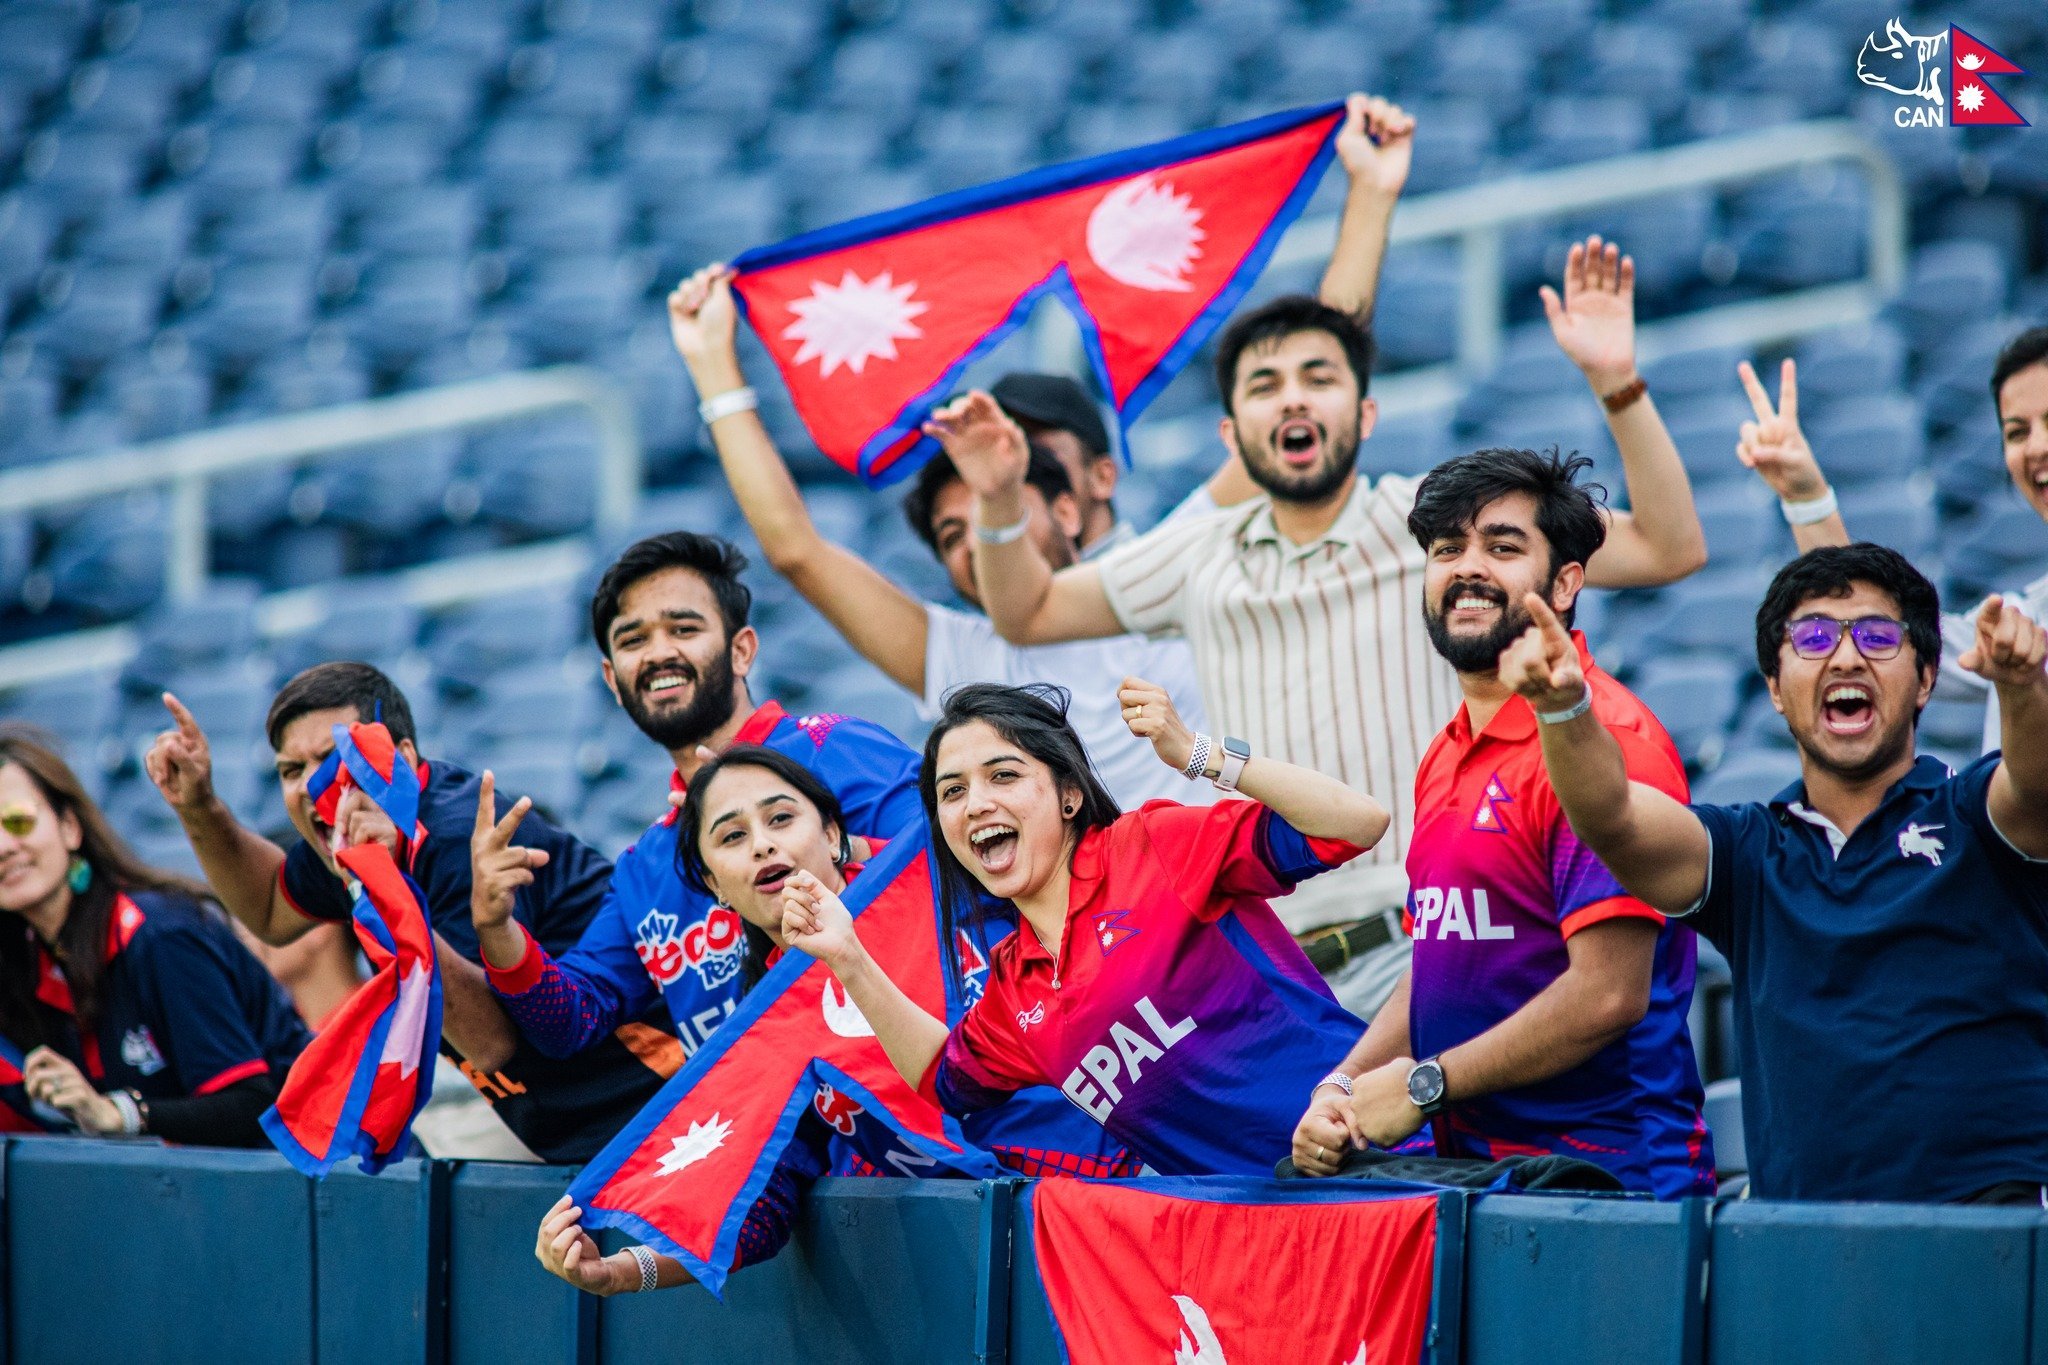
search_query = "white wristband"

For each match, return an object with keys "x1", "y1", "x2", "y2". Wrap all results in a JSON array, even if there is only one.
[
  {"x1": 1780, "y1": 487, "x2": 1838, "y2": 526},
  {"x1": 974, "y1": 509, "x2": 1032, "y2": 545},
  {"x1": 697, "y1": 387, "x2": 759, "y2": 425},
  {"x1": 108, "y1": 1088, "x2": 144, "y2": 1136},
  {"x1": 1536, "y1": 688, "x2": 1593, "y2": 725},
  {"x1": 1314, "y1": 1071, "x2": 1355, "y2": 1098},
  {"x1": 1181, "y1": 733, "x2": 1213, "y2": 782},
  {"x1": 628, "y1": 1244, "x2": 659, "y2": 1293}
]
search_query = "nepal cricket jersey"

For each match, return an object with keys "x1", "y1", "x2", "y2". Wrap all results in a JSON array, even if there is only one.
[
  {"x1": 1404, "y1": 633, "x2": 1714, "y2": 1198},
  {"x1": 926, "y1": 799, "x2": 1370, "y2": 1175}
]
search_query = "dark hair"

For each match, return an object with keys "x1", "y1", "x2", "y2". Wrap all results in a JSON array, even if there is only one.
[
  {"x1": 590, "y1": 532, "x2": 752, "y2": 654},
  {"x1": 674, "y1": 745, "x2": 850, "y2": 993},
  {"x1": 1212, "y1": 295, "x2": 1375, "y2": 415},
  {"x1": 266, "y1": 662, "x2": 417, "y2": 752},
  {"x1": 0, "y1": 726, "x2": 217, "y2": 1044},
  {"x1": 918, "y1": 683, "x2": 1119, "y2": 976},
  {"x1": 1991, "y1": 325, "x2": 2048, "y2": 416},
  {"x1": 901, "y1": 443, "x2": 1078, "y2": 555},
  {"x1": 1754, "y1": 544, "x2": 1941, "y2": 681},
  {"x1": 1406, "y1": 447, "x2": 1609, "y2": 628}
]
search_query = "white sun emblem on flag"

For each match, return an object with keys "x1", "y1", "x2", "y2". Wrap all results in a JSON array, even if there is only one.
[
  {"x1": 1087, "y1": 174, "x2": 1206, "y2": 292},
  {"x1": 1958, "y1": 82, "x2": 1987, "y2": 111},
  {"x1": 1960, "y1": 52, "x2": 1984, "y2": 70},
  {"x1": 782, "y1": 269, "x2": 928, "y2": 377},
  {"x1": 654, "y1": 1114, "x2": 734, "y2": 1175}
]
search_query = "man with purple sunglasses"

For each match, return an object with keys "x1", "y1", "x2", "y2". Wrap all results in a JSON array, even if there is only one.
[{"x1": 1498, "y1": 543, "x2": 2048, "y2": 1203}]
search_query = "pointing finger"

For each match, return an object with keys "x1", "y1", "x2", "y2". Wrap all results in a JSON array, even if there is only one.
[
  {"x1": 1523, "y1": 592, "x2": 1569, "y2": 646},
  {"x1": 162, "y1": 693, "x2": 202, "y2": 741}
]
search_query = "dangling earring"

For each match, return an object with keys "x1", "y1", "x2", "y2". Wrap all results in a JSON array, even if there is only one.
[{"x1": 67, "y1": 857, "x2": 91, "y2": 894}]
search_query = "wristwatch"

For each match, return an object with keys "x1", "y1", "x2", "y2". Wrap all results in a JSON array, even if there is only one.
[
  {"x1": 1211, "y1": 736, "x2": 1250, "y2": 792},
  {"x1": 1406, "y1": 1057, "x2": 1447, "y2": 1118}
]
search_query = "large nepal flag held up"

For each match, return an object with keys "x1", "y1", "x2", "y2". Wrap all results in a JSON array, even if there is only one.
[
  {"x1": 568, "y1": 825, "x2": 1001, "y2": 1298},
  {"x1": 1951, "y1": 26, "x2": 2029, "y2": 126},
  {"x1": 1029, "y1": 1177, "x2": 1441, "y2": 1365},
  {"x1": 730, "y1": 102, "x2": 1347, "y2": 487},
  {"x1": 262, "y1": 722, "x2": 441, "y2": 1176}
]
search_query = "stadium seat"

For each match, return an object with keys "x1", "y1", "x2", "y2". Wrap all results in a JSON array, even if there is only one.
[
  {"x1": 1891, "y1": 242, "x2": 2011, "y2": 357},
  {"x1": 121, "y1": 583, "x2": 264, "y2": 693},
  {"x1": 500, "y1": 42, "x2": 642, "y2": 133},
  {"x1": 1324, "y1": 0, "x2": 1444, "y2": 60},
  {"x1": 0, "y1": 193, "x2": 57, "y2": 303},
  {"x1": 503, "y1": 255, "x2": 644, "y2": 361},
  {"x1": 1945, "y1": 498, "x2": 2048, "y2": 604},
  {"x1": 620, "y1": 116, "x2": 739, "y2": 213},
  {"x1": 353, "y1": 184, "x2": 479, "y2": 260},
  {"x1": 1692, "y1": 748, "x2": 1801, "y2": 805},
  {"x1": 183, "y1": 260, "x2": 319, "y2": 367},
  {"x1": 1420, "y1": 25, "x2": 1535, "y2": 129},
  {"x1": 474, "y1": 116, "x2": 591, "y2": 202},
  {"x1": 1691, "y1": 483, "x2": 1784, "y2": 568},
  {"x1": 28, "y1": 263, "x2": 165, "y2": 370},
  {"x1": 868, "y1": 0, "x2": 999, "y2": 63},
  {"x1": 204, "y1": 50, "x2": 336, "y2": 128},
  {"x1": 795, "y1": 169, "x2": 936, "y2": 234},
  {"x1": 242, "y1": 0, "x2": 377, "y2": 77},
  {"x1": 1728, "y1": 171, "x2": 1868, "y2": 289},
  {"x1": 1258, "y1": 25, "x2": 1385, "y2": 106},
  {"x1": 644, "y1": 173, "x2": 787, "y2": 265},
  {"x1": 428, "y1": 593, "x2": 584, "y2": 696},
  {"x1": 98, "y1": 357, "x2": 214, "y2": 442},
  {"x1": 1631, "y1": 656, "x2": 1744, "y2": 767},
  {"x1": 0, "y1": 5, "x2": 93, "y2": 98},
  {"x1": 309, "y1": 432, "x2": 462, "y2": 538},
  {"x1": 1495, "y1": 0, "x2": 1597, "y2": 58},
  {"x1": 469, "y1": 416, "x2": 602, "y2": 538},
  {"x1": 393, "y1": 0, "x2": 518, "y2": 65},
  {"x1": 64, "y1": 59, "x2": 185, "y2": 141},
  {"x1": 1789, "y1": 322, "x2": 1909, "y2": 416},
  {"x1": 320, "y1": 116, "x2": 457, "y2": 211},
  {"x1": 0, "y1": 372, "x2": 60, "y2": 466},
  {"x1": 822, "y1": 33, "x2": 932, "y2": 124},
  {"x1": 170, "y1": 118, "x2": 308, "y2": 214},
  {"x1": 653, "y1": 36, "x2": 790, "y2": 135},
  {"x1": 351, "y1": 43, "x2": 488, "y2": 126},
  {"x1": 912, "y1": 113, "x2": 1041, "y2": 195},
  {"x1": 1455, "y1": 326, "x2": 1584, "y2": 431},
  {"x1": 1371, "y1": 245, "x2": 1462, "y2": 370},
  {"x1": 1657, "y1": 395, "x2": 1748, "y2": 490},
  {"x1": 340, "y1": 255, "x2": 475, "y2": 365},
  {"x1": 1930, "y1": 430, "x2": 2011, "y2": 521},
  {"x1": 1582, "y1": 22, "x2": 1696, "y2": 122},
  {"x1": 950, "y1": 34, "x2": 1079, "y2": 130},
  {"x1": 767, "y1": 114, "x2": 895, "y2": 190},
  {"x1": 1398, "y1": 98, "x2": 1498, "y2": 196},
  {"x1": 1523, "y1": 97, "x2": 1652, "y2": 168},
  {"x1": 272, "y1": 595, "x2": 422, "y2": 677},
  {"x1": 1641, "y1": 345, "x2": 1747, "y2": 413},
  {"x1": 1920, "y1": 696, "x2": 1990, "y2": 757},
  {"x1": 43, "y1": 492, "x2": 170, "y2": 621},
  {"x1": 1105, "y1": 31, "x2": 1236, "y2": 127},
  {"x1": 19, "y1": 125, "x2": 152, "y2": 224},
  {"x1": 1642, "y1": 572, "x2": 1775, "y2": 662},
  {"x1": 1718, "y1": 21, "x2": 1849, "y2": 116},
  {"x1": 1806, "y1": 396, "x2": 1927, "y2": 490},
  {"x1": 1703, "y1": 1077, "x2": 1746, "y2": 1178},
  {"x1": 214, "y1": 186, "x2": 334, "y2": 262}
]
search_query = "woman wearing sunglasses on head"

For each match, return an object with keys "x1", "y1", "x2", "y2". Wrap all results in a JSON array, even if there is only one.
[
  {"x1": 781, "y1": 679, "x2": 1392, "y2": 1177},
  {"x1": 0, "y1": 726, "x2": 309, "y2": 1145}
]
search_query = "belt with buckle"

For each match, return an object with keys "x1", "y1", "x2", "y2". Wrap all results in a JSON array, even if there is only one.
[{"x1": 1301, "y1": 913, "x2": 1398, "y2": 975}]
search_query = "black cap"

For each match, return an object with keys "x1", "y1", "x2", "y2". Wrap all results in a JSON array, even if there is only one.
[{"x1": 990, "y1": 373, "x2": 1111, "y2": 457}]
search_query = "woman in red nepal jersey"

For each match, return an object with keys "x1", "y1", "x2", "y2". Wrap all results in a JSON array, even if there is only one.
[
  {"x1": 534, "y1": 744, "x2": 862, "y2": 1296},
  {"x1": 780, "y1": 679, "x2": 1394, "y2": 1176}
]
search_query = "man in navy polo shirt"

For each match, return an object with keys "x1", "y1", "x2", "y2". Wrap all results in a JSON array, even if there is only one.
[
  {"x1": 145, "y1": 662, "x2": 663, "y2": 1163},
  {"x1": 1499, "y1": 544, "x2": 2048, "y2": 1203}
]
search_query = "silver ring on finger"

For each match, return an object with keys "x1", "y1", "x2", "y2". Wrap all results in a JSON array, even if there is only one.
[{"x1": 1315, "y1": 1144, "x2": 1325, "y2": 1162}]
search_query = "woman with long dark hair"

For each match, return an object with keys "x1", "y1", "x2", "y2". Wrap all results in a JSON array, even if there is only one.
[
  {"x1": 0, "y1": 726, "x2": 308, "y2": 1145},
  {"x1": 783, "y1": 678, "x2": 1391, "y2": 1176}
]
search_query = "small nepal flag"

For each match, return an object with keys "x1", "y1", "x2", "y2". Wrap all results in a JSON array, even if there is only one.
[
  {"x1": 567, "y1": 827, "x2": 1000, "y2": 1298},
  {"x1": 262, "y1": 722, "x2": 441, "y2": 1176},
  {"x1": 730, "y1": 102, "x2": 1347, "y2": 487},
  {"x1": 1028, "y1": 1177, "x2": 1441, "y2": 1365},
  {"x1": 1951, "y1": 25, "x2": 2029, "y2": 126}
]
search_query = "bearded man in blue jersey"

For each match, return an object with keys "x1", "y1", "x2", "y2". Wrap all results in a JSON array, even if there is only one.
[{"x1": 474, "y1": 531, "x2": 1132, "y2": 1178}]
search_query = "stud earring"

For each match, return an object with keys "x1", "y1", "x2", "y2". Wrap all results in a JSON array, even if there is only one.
[{"x1": 67, "y1": 857, "x2": 91, "y2": 894}]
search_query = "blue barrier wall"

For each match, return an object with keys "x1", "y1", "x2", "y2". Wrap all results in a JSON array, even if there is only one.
[{"x1": 5, "y1": 1138, "x2": 2048, "y2": 1363}]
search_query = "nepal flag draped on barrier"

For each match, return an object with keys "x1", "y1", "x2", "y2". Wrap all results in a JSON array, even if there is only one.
[
  {"x1": 1029, "y1": 1177, "x2": 1440, "y2": 1365},
  {"x1": 730, "y1": 101, "x2": 1347, "y2": 487},
  {"x1": 567, "y1": 826, "x2": 1000, "y2": 1299},
  {"x1": 261, "y1": 721, "x2": 441, "y2": 1176}
]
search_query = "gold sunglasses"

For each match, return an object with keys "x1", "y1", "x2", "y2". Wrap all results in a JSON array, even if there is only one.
[{"x1": 0, "y1": 805, "x2": 38, "y2": 838}]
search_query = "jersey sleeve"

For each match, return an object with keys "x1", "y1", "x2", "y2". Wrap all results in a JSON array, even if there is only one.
[
  {"x1": 278, "y1": 841, "x2": 352, "y2": 923},
  {"x1": 1095, "y1": 512, "x2": 1217, "y2": 638},
  {"x1": 1678, "y1": 803, "x2": 1744, "y2": 950},
  {"x1": 1546, "y1": 720, "x2": 1692, "y2": 939},
  {"x1": 1935, "y1": 607, "x2": 1994, "y2": 703},
  {"x1": 814, "y1": 717, "x2": 923, "y2": 839},
  {"x1": 129, "y1": 919, "x2": 279, "y2": 1097},
  {"x1": 921, "y1": 978, "x2": 1048, "y2": 1116},
  {"x1": 1952, "y1": 754, "x2": 2048, "y2": 908},
  {"x1": 1128, "y1": 801, "x2": 1366, "y2": 922},
  {"x1": 487, "y1": 852, "x2": 659, "y2": 1056},
  {"x1": 731, "y1": 1112, "x2": 831, "y2": 1270}
]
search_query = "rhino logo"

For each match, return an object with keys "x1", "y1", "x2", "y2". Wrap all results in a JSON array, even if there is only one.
[
  {"x1": 1857, "y1": 18, "x2": 1947, "y2": 103},
  {"x1": 1898, "y1": 822, "x2": 1945, "y2": 866}
]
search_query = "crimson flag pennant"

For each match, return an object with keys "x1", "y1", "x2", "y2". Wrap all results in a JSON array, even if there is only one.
[
  {"x1": 1030, "y1": 1178, "x2": 1441, "y2": 1365},
  {"x1": 567, "y1": 826, "x2": 1000, "y2": 1298},
  {"x1": 730, "y1": 102, "x2": 1346, "y2": 487},
  {"x1": 1951, "y1": 26, "x2": 2030, "y2": 125},
  {"x1": 262, "y1": 722, "x2": 441, "y2": 1176}
]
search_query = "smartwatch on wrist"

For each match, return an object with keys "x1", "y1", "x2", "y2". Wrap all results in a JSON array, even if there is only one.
[
  {"x1": 1406, "y1": 1057, "x2": 1447, "y2": 1118},
  {"x1": 1211, "y1": 736, "x2": 1250, "y2": 792}
]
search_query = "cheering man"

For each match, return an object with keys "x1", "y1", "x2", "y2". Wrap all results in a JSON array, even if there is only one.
[
  {"x1": 1292, "y1": 449, "x2": 1713, "y2": 1198},
  {"x1": 1505, "y1": 544, "x2": 2048, "y2": 1202}
]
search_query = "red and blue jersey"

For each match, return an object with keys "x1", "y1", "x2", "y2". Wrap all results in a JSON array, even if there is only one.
[
  {"x1": 1404, "y1": 634, "x2": 1713, "y2": 1198},
  {"x1": 926, "y1": 799, "x2": 1369, "y2": 1176}
]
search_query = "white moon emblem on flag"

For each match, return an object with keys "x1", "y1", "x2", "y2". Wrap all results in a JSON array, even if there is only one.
[
  {"x1": 821, "y1": 977, "x2": 877, "y2": 1038},
  {"x1": 1087, "y1": 175, "x2": 1206, "y2": 292},
  {"x1": 782, "y1": 269, "x2": 929, "y2": 377}
]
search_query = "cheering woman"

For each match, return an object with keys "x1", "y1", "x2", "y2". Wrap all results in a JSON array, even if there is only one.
[
  {"x1": 0, "y1": 726, "x2": 309, "y2": 1145},
  {"x1": 782, "y1": 679, "x2": 1389, "y2": 1176}
]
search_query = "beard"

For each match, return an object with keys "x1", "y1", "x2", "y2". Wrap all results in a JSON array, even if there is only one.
[
  {"x1": 1425, "y1": 579, "x2": 1542, "y2": 674},
  {"x1": 618, "y1": 649, "x2": 739, "y2": 752},
  {"x1": 1237, "y1": 414, "x2": 1361, "y2": 506}
]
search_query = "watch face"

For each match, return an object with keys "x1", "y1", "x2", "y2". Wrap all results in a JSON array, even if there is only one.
[{"x1": 1407, "y1": 1062, "x2": 1444, "y2": 1107}]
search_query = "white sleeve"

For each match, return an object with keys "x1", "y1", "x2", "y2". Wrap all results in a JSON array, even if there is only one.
[
  {"x1": 1095, "y1": 514, "x2": 1223, "y2": 639},
  {"x1": 1159, "y1": 483, "x2": 1220, "y2": 526},
  {"x1": 919, "y1": 605, "x2": 1007, "y2": 720},
  {"x1": 1935, "y1": 607, "x2": 1993, "y2": 702}
]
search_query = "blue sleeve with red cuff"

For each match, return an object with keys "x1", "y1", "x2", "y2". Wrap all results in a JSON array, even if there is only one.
[
  {"x1": 483, "y1": 924, "x2": 634, "y2": 1060},
  {"x1": 1256, "y1": 809, "x2": 1367, "y2": 887}
]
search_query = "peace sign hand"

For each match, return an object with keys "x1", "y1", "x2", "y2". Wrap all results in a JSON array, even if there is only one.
[
  {"x1": 1497, "y1": 594, "x2": 1588, "y2": 715},
  {"x1": 1736, "y1": 359, "x2": 1828, "y2": 500},
  {"x1": 471, "y1": 771, "x2": 550, "y2": 937}
]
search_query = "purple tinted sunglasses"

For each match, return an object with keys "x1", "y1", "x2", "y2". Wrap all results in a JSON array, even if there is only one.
[{"x1": 1785, "y1": 615, "x2": 1906, "y2": 661}]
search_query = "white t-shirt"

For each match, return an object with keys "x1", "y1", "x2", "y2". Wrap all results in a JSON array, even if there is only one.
[
  {"x1": 920, "y1": 604, "x2": 1217, "y2": 811},
  {"x1": 1935, "y1": 566, "x2": 2048, "y2": 753}
]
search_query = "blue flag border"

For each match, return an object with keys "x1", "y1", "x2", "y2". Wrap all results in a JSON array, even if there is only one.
[{"x1": 730, "y1": 100, "x2": 1347, "y2": 489}]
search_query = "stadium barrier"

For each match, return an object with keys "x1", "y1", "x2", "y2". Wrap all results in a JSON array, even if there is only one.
[{"x1": 7, "y1": 1139, "x2": 2048, "y2": 1364}]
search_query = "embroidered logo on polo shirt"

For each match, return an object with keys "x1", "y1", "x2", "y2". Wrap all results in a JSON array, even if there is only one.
[
  {"x1": 1016, "y1": 1002, "x2": 1046, "y2": 1032},
  {"x1": 1471, "y1": 773, "x2": 1512, "y2": 834},
  {"x1": 1093, "y1": 909, "x2": 1142, "y2": 956},
  {"x1": 1898, "y1": 822, "x2": 1946, "y2": 866},
  {"x1": 120, "y1": 1026, "x2": 166, "y2": 1076}
]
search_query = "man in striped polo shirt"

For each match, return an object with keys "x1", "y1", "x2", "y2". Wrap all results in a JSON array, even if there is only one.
[{"x1": 945, "y1": 238, "x2": 1711, "y2": 1014}]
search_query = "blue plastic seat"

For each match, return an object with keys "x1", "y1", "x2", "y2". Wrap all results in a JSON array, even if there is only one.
[
  {"x1": 473, "y1": 115, "x2": 590, "y2": 201},
  {"x1": 1582, "y1": 22, "x2": 1696, "y2": 121},
  {"x1": 499, "y1": 182, "x2": 629, "y2": 262},
  {"x1": 1945, "y1": 498, "x2": 2048, "y2": 603},
  {"x1": 951, "y1": 34, "x2": 1079, "y2": 128},
  {"x1": 1421, "y1": 24, "x2": 1534, "y2": 128},
  {"x1": 1106, "y1": 31, "x2": 1234, "y2": 126},
  {"x1": 1643, "y1": 573, "x2": 1773, "y2": 658},
  {"x1": 0, "y1": 194, "x2": 56, "y2": 300},
  {"x1": 1455, "y1": 326, "x2": 1583, "y2": 430},
  {"x1": 273, "y1": 595, "x2": 423, "y2": 676},
  {"x1": 0, "y1": 4, "x2": 92, "y2": 95},
  {"x1": 203, "y1": 49, "x2": 335, "y2": 127},
  {"x1": 1789, "y1": 323, "x2": 1908, "y2": 415},
  {"x1": 647, "y1": 175, "x2": 787, "y2": 269},
  {"x1": 392, "y1": 0, "x2": 516, "y2": 65},
  {"x1": 503, "y1": 255, "x2": 643, "y2": 361},
  {"x1": 240, "y1": 343, "x2": 372, "y2": 414},
  {"x1": 1060, "y1": 103, "x2": 1186, "y2": 162},
  {"x1": 1693, "y1": 483, "x2": 1784, "y2": 566},
  {"x1": 794, "y1": 169, "x2": 934, "y2": 234},
  {"x1": 0, "y1": 672, "x2": 124, "y2": 764},
  {"x1": 1360, "y1": 407, "x2": 1457, "y2": 479},
  {"x1": 469, "y1": 418, "x2": 602, "y2": 537},
  {"x1": 1718, "y1": 21, "x2": 1848, "y2": 116},
  {"x1": 349, "y1": 42, "x2": 486, "y2": 125},
  {"x1": 184, "y1": 260, "x2": 318, "y2": 366},
  {"x1": 120, "y1": 583, "x2": 264, "y2": 692},
  {"x1": 70, "y1": 190, "x2": 193, "y2": 277},
  {"x1": 1729, "y1": 171, "x2": 1868, "y2": 289},
  {"x1": 478, "y1": 754, "x2": 586, "y2": 826},
  {"x1": 766, "y1": 115, "x2": 894, "y2": 189},
  {"x1": 541, "y1": 0, "x2": 668, "y2": 59},
  {"x1": 620, "y1": 116, "x2": 739, "y2": 212},
  {"x1": 29, "y1": 263, "x2": 164, "y2": 370},
  {"x1": 1479, "y1": 399, "x2": 1610, "y2": 470},
  {"x1": 308, "y1": 432, "x2": 461, "y2": 536},
  {"x1": 43, "y1": 492, "x2": 170, "y2": 622},
  {"x1": 1893, "y1": 242, "x2": 2011, "y2": 357},
  {"x1": 654, "y1": 37, "x2": 789, "y2": 134},
  {"x1": 693, "y1": 0, "x2": 831, "y2": 56},
  {"x1": 1631, "y1": 656, "x2": 1744, "y2": 766},
  {"x1": 822, "y1": 33, "x2": 931, "y2": 123},
  {"x1": 1259, "y1": 25, "x2": 1386, "y2": 105},
  {"x1": 172, "y1": 118, "x2": 308, "y2": 213},
  {"x1": 1398, "y1": 99, "x2": 1495, "y2": 195},
  {"x1": 20, "y1": 126, "x2": 150, "y2": 223},
  {"x1": 1837, "y1": 486, "x2": 1937, "y2": 559},
  {"x1": 1524, "y1": 97, "x2": 1652, "y2": 169},
  {"x1": 1693, "y1": 749, "x2": 1802, "y2": 806},
  {"x1": 63, "y1": 57, "x2": 186, "y2": 139},
  {"x1": 871, "y1": 0, "x2": 998, "y2": 62},
  {"x1": 214, "y1": 186, "x2": 333, "y2": 261},
  {"x1": 98, "y1": 360, "x2": 214, "y2": 442},
  {"x1": 1496, "y1": 0, "x2": 1598, "y2": 56},
  {"x1": 1371, "y1": 245, "x2": 1461, "y2": 370},
  {"x1": 456, "y1": 667, "x2": 599, "y2": 747},
  {"x1": 104, "y1": 4, "x2": 230, "y2": 84},
  {"x1": 1807, "y1": 396, "x2": 1926, "y2": 490},
  {"x1": 501, "y1": 41, "x2": 641, "y2": 132},
  {"x1": 1033, "y1": 0, "x2": 1148, "y2": 62},
  {"x1": 428, "y1": 593, "x2": 584, "y2": 694},
  {"x1": 243, "y1": 0, "x2": 375, "y2": 76},
  {"x1": 319, "y1": 115, "x2": 452, "y2": 209},
  {"x1": 1324, "y1": 0, "x2": 1444, "y2": 58},
  {"x1": 1656, "y1": 394, "x2": 1751, "y2": 488},
  {"x1": 0, "y1": 374, "x2": 59, "y2": 465},
  {"x1": 912, "y1": 114, "x2": 1039, "y2": 194}
]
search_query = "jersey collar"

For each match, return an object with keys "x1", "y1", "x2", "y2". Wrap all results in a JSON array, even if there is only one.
[
  {"x1": 1445, "y1": 630, "x2": 1597, "y2": 747},
  {"x1": 1767, "y1": 754, "x2": 1954, "y2": 813},
  {"x1": 34, "y1": 892, "x2": 145, "y2": 1014},
  {"x1": 662, "y1": 700, "x2": 790, "y2": 817}
]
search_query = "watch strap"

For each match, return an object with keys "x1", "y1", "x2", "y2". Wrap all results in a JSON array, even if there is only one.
[{"x1": 1212, "y1": 736, "x2": 1250, "y2": 792}]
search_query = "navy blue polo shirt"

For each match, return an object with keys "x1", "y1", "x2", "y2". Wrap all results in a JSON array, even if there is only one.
[
  {"x1": 280, "y1": 756, "x2": 674, "y2": 1163},
  {"x1": 1686, "y1": 754, "x2": 2048, "y2": 1202},
  {"x1": 18, "y1": 890, "x2": 309, "y2": 1106}
]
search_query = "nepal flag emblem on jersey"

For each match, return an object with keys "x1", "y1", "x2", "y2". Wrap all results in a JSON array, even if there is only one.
[
  {"x1": 1471, "y1": 773, "x2": 1512, "y2": 834},
  {"x1": 1093, "y1": 909, "x2": 1142, "y2": 956}
]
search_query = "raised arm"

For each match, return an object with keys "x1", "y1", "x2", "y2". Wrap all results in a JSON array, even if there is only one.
[
  {"x1": 1960, "y1": 596, "x2": 2048, "y2": 858},
  {"x1": 143, "y1": 694, "x2": 315, "y2": 945},
  {"x1": 670, "y1": 267, "x2": 931, "y2": 692},
  {"x1": 932, "y1": 393, "x2": 1127, "y2": 644},
  {"x1": 1119, "y1": 677, "x2": 1390, "y2": 849},
  {"x1": 1736, "y1": 358, "x2": 1850, "y2": 553},
  {"x1": 780, "y1": 871, "x2": 950, "y2": 1089},
  {"x1": 1499, "y1": 593, "x2": 1711, "y2": 911},
  {"x1": 1541, "y1": 237, "x2": 1707, "y2": 588},
  {"x1": 1318, "y1": 93, "x2": 1415, "y2": 319}
]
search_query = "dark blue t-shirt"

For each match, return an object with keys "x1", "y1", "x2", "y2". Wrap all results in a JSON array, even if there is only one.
[
  {"x1": 281, "y1": 756, "x2": 671, "y2": 1162},
  {"x1": 1687, "y1": 754, "x2": 2048, "y2": 1202}
]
